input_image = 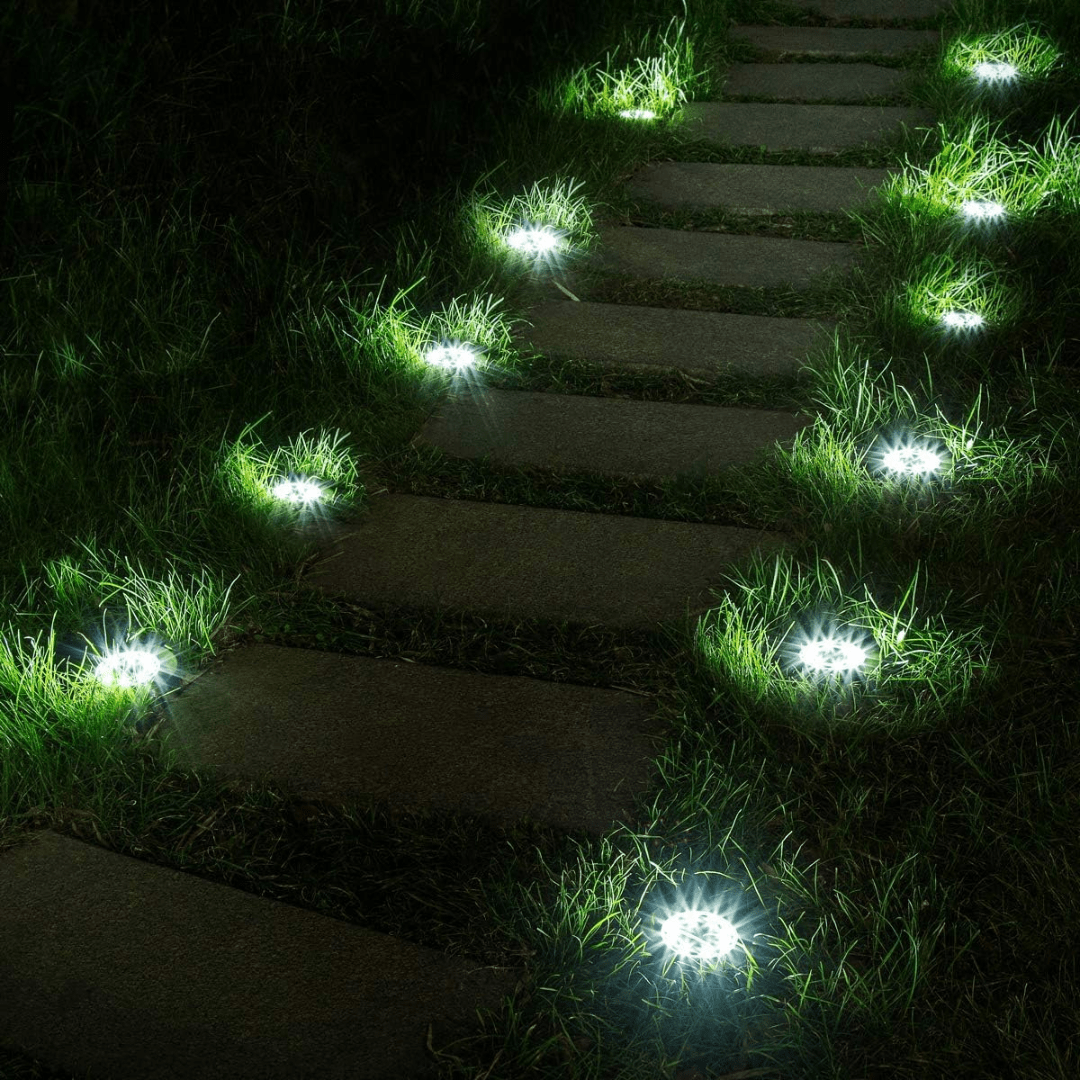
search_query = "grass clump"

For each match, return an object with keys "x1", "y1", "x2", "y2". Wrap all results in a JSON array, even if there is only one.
[
  {"x1": 694, "y1": 551, "x2": 995, "y2": 737},
  {"x1": 942, "y1": 22, "x2": 1063, "y2": 84}
]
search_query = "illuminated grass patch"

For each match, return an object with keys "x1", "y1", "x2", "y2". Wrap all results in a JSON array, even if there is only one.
[
  {"x1": 553, "y1": 16, "x2": 698, "y2": 121},
  {"x1": 220, "y1": 425, "x2": 361, "y2": 518},
  {"x1": 465, "y1": 175, "x2": 594, "y2": 273},
  {"x1": 943, "y1": 24, "x2": 1061, "y2": 86},
  {"x1": 900, "y1": 252, "x2": 1020, "y2": 335},
  {"x1": 694, "y1": 552, "x2": 992, "y2": 732}
]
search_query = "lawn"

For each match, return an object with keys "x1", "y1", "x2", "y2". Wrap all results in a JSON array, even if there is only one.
[{"x1": 2, "y1": 0, "x2": 1079, "y2": 1077}]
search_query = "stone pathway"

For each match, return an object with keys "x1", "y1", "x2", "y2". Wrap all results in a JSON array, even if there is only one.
[{"x1": 0, "y1": 4, "x2": 942, "y2": 1076}]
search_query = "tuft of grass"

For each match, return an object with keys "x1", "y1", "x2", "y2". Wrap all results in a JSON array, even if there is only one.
[
  {"x1": 942, "y1": 22, "x2": 1063, "y2": 84},
  {"x1": 694, "y1": 551, "x2": 996, "y2": 737}
]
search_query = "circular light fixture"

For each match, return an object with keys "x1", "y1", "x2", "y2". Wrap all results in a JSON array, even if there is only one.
[
  {"x1": 94, "y1": 648, "x2": 161, "y2": 688},
  {"x1": 425, "y1": 343, "x2": 477, "y2": 372},
  {"x1": 959, "y1": 199, "x2": 1006, "y2": 220},
  {"x1": 798, "y1": 637, "x2": 868, "y2": 675},
  {"x1": 973, "y1": 60, "x2": 1018, "y2": 80},
  {"x1": 660, "y1": 911, "x2": 739, "y2": 962},
  {"x1": 882, "y1": 445, "x2": 943, "y2": 476},
  {"x1": 270, "y1": 478, "x2": 324, "y2": 505},
  {"x1": 505, "y1": 226, "x2": 561, "y2": 257},
  {"x1": 618, "y1": 108, "x2": 656, "y2": 120},
  {"x1": 940, "y1": 310, "x2": 985, "y2": 330}
]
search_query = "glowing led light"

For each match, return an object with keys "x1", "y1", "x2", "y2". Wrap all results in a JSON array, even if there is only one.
[
  {"x1": 425, "y1": 343, "x2": 477, "y2": 371},
  {"x1": 940, "y1": 310, "x2": 985, "y2": 330},
  {"x1": 882, "y1": 445, "x2": 943, "y2": 476},
  {"x1": 505, "y1": 226, "x2": 561, "y2": 257},
  {"x1": 798, "y1": 637, "x2": 867, "y2": 675},
  {"x1": 94, "y1": 648, "x2": 161, "y2": 688},
  {"x1": 270, "y1": 478, "x2": 324, "y2": 505},
  {"x1": 660, "y1": 911, "x2": 739, "y2": 962},
  {"x1": 960, "y1": 199, "x2": 1006, "y2": 220},
  {"x1": 619, "y1": 108, "x2": 656, "y2": 120},
  {"x1": 973, "y1": 60, "x2": 1018, "y2": 81}
]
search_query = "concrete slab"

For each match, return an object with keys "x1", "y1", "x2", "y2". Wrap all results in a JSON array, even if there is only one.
[
  {"x1": 516, "y1": 300, "x2": 834, "y2": 377},
  {"x1": 156, "y1": 644, "x2": 659, "y2": 834},
  {"x1": 591, "y1": 225, "x2": 858, "y2": 289},
  {"x1": 682, "y1": 102, "x2": 935, "y2": 152},
  {"x1": 306, "y1": 494, "x2": 784, "y2": 632},
  {"x1": 414, "y1": 388, "x2": 810, "y2": 481},
  {"x1": 0, "y1": 829, "x2": 518, "y2": 1080},
  {"x1": 784, "y1": 0, "x2": 949, "y2": 21},
  {"x1": 624, "y1": 162, "x2": 889, "y2": 213},
  {"x1": 731, "y1": 25, "x2": 939, "y2": 56},
  {"x1": 723, "y1": 62, "x2": 908, "y2": 101}
]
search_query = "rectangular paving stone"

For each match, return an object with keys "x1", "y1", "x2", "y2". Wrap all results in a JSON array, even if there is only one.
[
  {"x1": 723, "y1": 62, "x2": 908, "y2": 101},
  {"x1": 0, "y1": 829, "x2": 518, "y2": 1080},
  {"x1": 306, "y1": 494, "x2": 784, "y2": 632},
  {"x1": 683, "y1": 102, "x2": 934, "y2": 151},
  {"x1": 414, "y1": 388, "x2": 810, "y2": 482},
  {"x1": 624, "y1": 162, "x2": 890, "y2": 213},
  {"x1": 156, "y1": 644, "x2": 660, "y2": 835},
  {"x1": 592, "y1": 225, "x2": 858, "y2": 289},
  {"x1": 731, "y1": 25, "x2": 939, "y2": 55},
  {"x1": 784, "y1": 0, "x2": 949, "y2": 21},
  {"x1": 516, "y1": 300, "x2": 835, "y2": 377}
]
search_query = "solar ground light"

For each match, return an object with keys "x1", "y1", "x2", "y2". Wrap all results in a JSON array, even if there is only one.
[
  {"x1": 973, "y1": 60, "x2": 1018, "y2": 81},
  {"x1": 94, "y1": 646, "x2": 162, "y2": 689},
  {"x1": 940, "y1": 309, "x2": 985, "y2": 331},
  {"x1": 618, "y1": 107, "x2": 656, "y2": 120},
  {"x1": 959, "y1": 199, "x2": 1006, "y2": 221},
  {"x1": 797, "y1": 632, "x2": 869, "y2": 677},
  {"x1": 660, "y1": 910, "x2": 740, "y2": 963},
  {"x1": 879, "y1": 437, "x2": 945, "y2": 478},
  {"x1": 425, "y1": 342, "x2": 478, "y2": 372},
  {"x1": 504, "y1": 224, "x2": 561, "y2": 258},
  {"x1": 270, "y1": 477, "x2": 325, "y2": 506}
]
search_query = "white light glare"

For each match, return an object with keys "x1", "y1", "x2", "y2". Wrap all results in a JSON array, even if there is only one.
[
  {"x1": 505, "y1": 226, "x2": 561, "y2": 257},
  {"x1": 941, "y1": 310, "x2": 985, "y2": 330},
  {"x1": 798, "y1": 637, "x2": 867, "y2": 675},
  {"x1": 660, "y1": 911, "x2": 739, "y2": 962},
  {"x1": 960, "y1": 199, "x2": 1006, "y2": 220},
  {"x1": 973, "y1": 60, "x2": 1018, "y2": 81},
  {"x1": 882, "y1": 445, "x2": 943, "y2": 476},
  {"x1": 271, "y1": 478, "x2": 324, "y2": 505},
  {"x1": 425, "y1": 343, "x2": 477, "y2": 372},
  {"x1": 94, "y1": 648, "x2": 161, "y2": 688},
  {"x1": 619, "y1": 108, "x2": 656, "y2": 120}
]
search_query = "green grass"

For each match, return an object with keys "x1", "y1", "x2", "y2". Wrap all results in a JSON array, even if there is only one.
[{"x1": 3, "y1": 0, "x2": 1080, "y2": 1077}]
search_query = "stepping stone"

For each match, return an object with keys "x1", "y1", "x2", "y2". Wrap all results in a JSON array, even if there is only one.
[
  {"x1": 156, "y1": 644, "x2": 660, "y2": 835},
  {"x1": 306, "y1": 493, "x2": 785, "y2": 632},
  {"x1": 625, "y1": 162, "x2": 889, "y2": 213},
  {"x1": 723, "y1": 62, "x2": 908, "y2": 101},
  {"x1": 516, "y1": 300, "x2": 835, "y2": 377},
  {"x1": 682, "y1": 102, "x2": 934, "y2": 152},
  {"x1": 414, "y1": 388, "x2": 809, "y2": 482},
  {"x1": 591, "y1": 225, "x2": 857, "y2": 289},
  {"x1": 785, "y1": 0, "x2": 949, "y2": 21},
  {"x1": 731, "y1": 25, "x2": 939, "y2": 56},
  {"x1": 0, "y1": 829, "x2": 518, "y2": 1080}
]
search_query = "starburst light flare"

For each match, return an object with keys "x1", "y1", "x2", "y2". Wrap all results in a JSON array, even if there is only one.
[
  {"x1": 882, "y1": 445, "x2": 943, "y2": 476},
  {"x1": 505, "y1": 225, "x2": 561, "y2": 257},
  {"x1": 798, "y1": 637, "x2": 868, "y2": 675},
  {"x1": 960, "y1": 199, "x2": 1006, "y2": 220},
  {"x1": 94, "y1": 648, "x2": 161, "y2": 688},
  {"x1": 425, "y1": 343, "x2": 477, "y2": 372},
  {"x1": 973, "y1": 60, "x2": 1018, "y2": 81},
  {"x1": 941, "y1": 309, "x2": 985, "y2": 330},
  {"x1": 660, "y1": 911, "x2": 740, "y2": 962},
  {"x1": 270, "y1": 477, "x2": 325, "y2": 505}
]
